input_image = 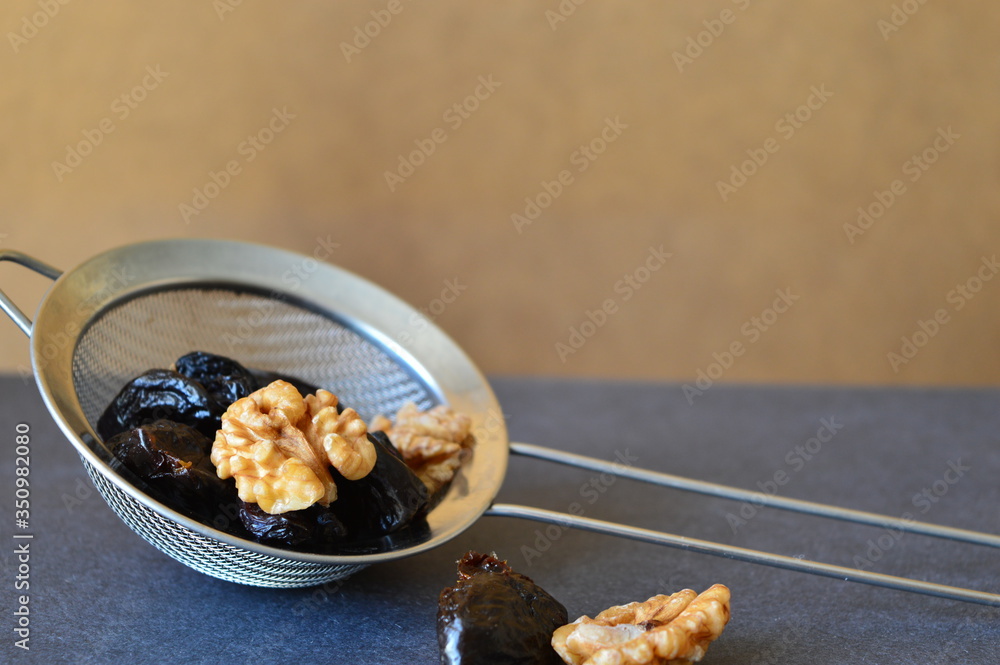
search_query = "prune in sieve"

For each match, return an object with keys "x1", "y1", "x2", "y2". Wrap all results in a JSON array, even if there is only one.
[
  {"x1": 174, "y1": 351, "x2": 257, "y2": 408},
  {"x1": 326, "y1": 513, "x2": 432, "y2": 555},
  {"x1": 438, "y1": 551, "x2": 568, "y2": 665},
  {"x1": 248, "y1": 368, "x2": 321, "y2": 397},
  {"x1": 247, "y1": 368, "x2": 349, "y2": 413},
  {"x1": 97, "y1": 369, "x2": 223, "y2": 441},
  {"x1": 109, "y1": 419, "x2": 237, "y2": 525},
  {"x1": 238, "y1": 501, "x2": 347, "y2": 550},
  {"x1": 330, "y1": 431, "x2": 429, "y2": 538}
]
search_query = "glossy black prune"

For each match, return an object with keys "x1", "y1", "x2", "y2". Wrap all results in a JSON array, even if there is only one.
[
  {"x1": 174, "y1": 351, "x2": 257, "y2": 408},
  {"x1": 238, "y1": 501, "x2": 347, "y2": 550},
  {"x1": 330, "y1": 431, "x2": 429, "y2": 538},
  {"x1": 247, "y1": 368, "x2": 348, "y2": 413},
  {"x1": 248, "y1": 368, "x2": 321, "y2": 397},
  {"x1": 326, "y1": 514, "x2": 432, "y2": 555},
  {"x1": 438, "y1": 551, "x2": 568, "y2": 665},
  {"x1": 97, "y1": 369, "x2": 223, "y2": 441},
  {"x1": 108, "y1": 420, "x2": 237, "y2": 526}
]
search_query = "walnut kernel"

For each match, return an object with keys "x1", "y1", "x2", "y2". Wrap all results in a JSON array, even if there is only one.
[
  {"x1": 370, "y1": 402, "x2": 473, "y2": 494},
  {"x1": 551, "y1": 585, "x2": 730, "y2": 665},
  {"x1": 210, "y1": 380, "x2": 376, "y2": 514}
]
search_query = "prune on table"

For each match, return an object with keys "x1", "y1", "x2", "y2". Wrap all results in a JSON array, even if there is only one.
[
  {"x1": 329, "y1": 431, "x2": 429, "y2": 539},
  {"x1": 108, "y1": 419, "x2": 238, "y2": 526},
  {"x1": 97, "y1": 369, "x2": 223, "y2": 441},
  {"x1": 438, "y1": 551, "x2": 568, "y2": 665},
  {"x1": 174, "y1": 351, "x2": 257, "y2": 409},
  {"x1": 238, "y1": 501, "x2": 347, "y2": 550}
]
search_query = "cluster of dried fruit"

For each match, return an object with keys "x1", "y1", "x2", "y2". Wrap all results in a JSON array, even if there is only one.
[
  {"x1": 98, "y1": 351, "x2": 473, "y2": 553},
  {"x1": 438, "y1": 552, "x2": 730, "y2": 665}
]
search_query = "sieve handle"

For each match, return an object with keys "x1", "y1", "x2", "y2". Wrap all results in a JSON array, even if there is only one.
[
  {"x1": 0, "y1": 250, "x2": 63, "y2": 336},
  {"x1": 507, "y1": 442, "x2": 1000, "y2": 548},
  {"x1": 484, "y1": 503, "x2": 1000, "y2": 607},
  {"x1": 483, "y1": 442, "x2": 1000, "y2": 607}
]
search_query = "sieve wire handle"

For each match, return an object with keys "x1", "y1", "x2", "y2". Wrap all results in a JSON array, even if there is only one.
[
  {"x1": 485, "y1": 503, "x2": 1000, "y2": 607},
  {"x1": 481, "y1": 442, "x2": 1000, "y2": 607},
  {"x1": 0, "y1": 250, "x2": 63, "y2": 336},
  {"x1": 507, "y1": 442, "x2": 1000, "y2": 548}
]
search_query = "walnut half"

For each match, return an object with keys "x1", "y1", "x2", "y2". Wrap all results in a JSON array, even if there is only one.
[
  {"x1": 370, "y1": 402, "x2": 473, "y2": 494},
  {"x1": 551, "y1": 585, "x2": 731, "y2": 665},
  {"x1": 210, "y1": 380, "x2": 376, "y2": 514}
]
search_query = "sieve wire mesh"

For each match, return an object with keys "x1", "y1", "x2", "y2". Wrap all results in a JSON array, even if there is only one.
[{"x1": 68, "y1": 285, "x2": 439, "y2": 587}]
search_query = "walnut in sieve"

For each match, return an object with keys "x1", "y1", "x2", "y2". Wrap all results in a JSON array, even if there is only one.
[
  {"x1": 370, "y1": 402, "x2": 473, "y2": 494},
  {"x1": 210, "y1": 380, "x2": 376, "y2": 514}
]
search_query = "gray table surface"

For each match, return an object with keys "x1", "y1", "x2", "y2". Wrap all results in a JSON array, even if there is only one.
[{"x1": 1, "y1": 374, "x2": 998, "y2": 664}]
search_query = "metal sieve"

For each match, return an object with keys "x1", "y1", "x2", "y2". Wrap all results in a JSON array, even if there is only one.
[{"x1": 1, "y1": 238, "x2": 998, "y2": 605}]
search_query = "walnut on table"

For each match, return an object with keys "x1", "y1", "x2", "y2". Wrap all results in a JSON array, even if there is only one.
[
  {"x1": 210, "y1": 380, "x2": 376, "y2": 514},
  {"x1": 369, "y1": 402, "x2": 473, "y2": 494},
  {"x1": 551, "y1": 585, "x2": 731, "y2": 665}
]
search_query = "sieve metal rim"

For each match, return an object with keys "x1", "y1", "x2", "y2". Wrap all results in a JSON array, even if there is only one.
[{"x1": 23, "y1": 237, "x2": 509, "y2": 568}]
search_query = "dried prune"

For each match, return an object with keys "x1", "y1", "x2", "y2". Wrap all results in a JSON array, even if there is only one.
[
  {"x1": 327, "y1": 514, "x2": 432, "y2": 555},
  {"x1": 438, "y1": 551, "x2": 568, "y2": 665},
  {"x1": 330, "y1": 431, "x2": 429, "y2": 538},
  {"x1": 175, "y1": 351, "x2": 257, "y2": 408},
  {"x1": 97, "y1": 369, "x2": 223, "y2": 441},
  {"x1": 247, "y1": 368, "x2": 349, "y2": 413},
  {"x1": 109, "y1": 420, "x2": 238, "y2": 526},
  {"x1": 238, "y1": 501, "x2": 347, "y2": 550},
  {"x1": 247, "y1": 368, "x2": 321, "y2": 397},
  {"x1": 240, "y1": 431, "x2": 432, "y2": 552}
]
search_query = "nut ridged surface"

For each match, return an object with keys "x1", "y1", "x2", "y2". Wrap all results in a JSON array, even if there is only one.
[
  {"x1": 552, "y1": 585, "x2": 731, "y2": 665},
  {"x1": 211, "y1": 380, "x2": 376, "y2": 514}
]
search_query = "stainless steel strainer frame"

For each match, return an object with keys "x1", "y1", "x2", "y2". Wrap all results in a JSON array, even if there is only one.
[{"x1": 1, "y1": 238, "x2": 998, "y2": 605}]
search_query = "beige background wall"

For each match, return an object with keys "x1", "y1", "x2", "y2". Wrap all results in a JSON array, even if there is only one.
[{"x1": 1, "y1": 2, "x2": 998, "y2": 385}]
